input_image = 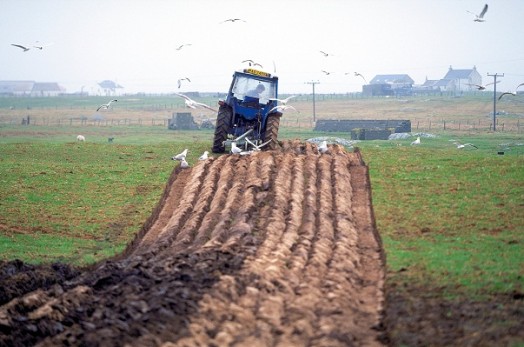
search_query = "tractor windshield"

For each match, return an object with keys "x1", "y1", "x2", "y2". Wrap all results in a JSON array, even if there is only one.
[{"x1": 232, "y1": 76, "x2": 276, "y2": 104}]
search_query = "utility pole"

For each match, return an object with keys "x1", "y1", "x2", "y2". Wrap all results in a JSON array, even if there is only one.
[
  {"x1": 305, "y1": 80, "x2": 320, "y2": 122},
  {"x1": 487, "y1": 72, "x2": 504, "y2": 131}
]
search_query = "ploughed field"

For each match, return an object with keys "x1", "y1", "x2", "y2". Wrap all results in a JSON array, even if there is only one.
[{"x1": 0, "y1": 140, "x2": 386, "y2": 346}]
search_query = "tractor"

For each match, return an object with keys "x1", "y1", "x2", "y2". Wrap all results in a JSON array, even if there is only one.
[{"x1": 211, "y1": 68, "x2": 282, "y2": 153}]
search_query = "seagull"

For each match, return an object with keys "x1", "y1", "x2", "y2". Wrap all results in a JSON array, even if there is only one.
[
  {"x1": 319, "y1": 51, "x2": 333, "y2": 57},
  {"x1": 180, "y1": 158, "x2": 190, "y2": 168},
  {"x1": 242, "y1": 59, "x2": 263, "y2": 68},
  {"x1": 268, "y1": 95, "x2": 296, "y2": 105},
  {"x1": 174, "y1": 93, "x2": 217, "y2": 112},
  {"x1": 175, "y1": 43, "x2": 192, "y2": 51},
  {"x1": 268, "y1": 105, "x2": 299, "y2": 113},
  {"x1": 466, "y1": 81, "x2": 499, "y2": 90},
  {"x1": 411, "y1": 136, "x2": 421, "y2": 146},
  {"x1": 467, "y1": 3, "x2": 488, "y2": 22},
  {"x1": 33, "y1": 41, "x2": 54, "y2": 50},
  {"x1": 177, "y1": 77, "x2": 191, "y2": 89},
  {"x1": 354, "y1": 72, "x2": 367, "y2": 84},
  {"x1": 318, "y1": 140, "x2": 328, "y2": 153},
  {"x1": 221, "y1": 18, "x2": 246, "y2": 23},
  {"x1": 321, "y1": 70, "x2": 332, "y2": 75},
  {"x1": 498, "y1": 83, "x2": 524, "y2": 100},
  {"x1": 172, "y1": 148, "x2": 188, "y2": 161},
  {"x1": 452, "y1": 141, "x2": 478, "y2": 149},
  {"x1": 11, "y1": 44, "x2": 30, "y2": 52},
  {"x1": 96, "y1": 99, "x2": 117, "y2": 111},
  {"x1": 198, "y1": 151, "x2": 209, "y2": 161},
  {"x1": 231, "y1": 142, "x2": 242, "y2": 154}
]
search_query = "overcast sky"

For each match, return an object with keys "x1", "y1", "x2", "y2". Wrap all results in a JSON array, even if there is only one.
[{"x1": 1, "y1": 0, "x2": 523, "y2": 95}]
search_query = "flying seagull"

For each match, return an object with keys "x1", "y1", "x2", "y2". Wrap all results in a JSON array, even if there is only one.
[
  {"x1": 269, "y1": 95, "x2": 296, "y2": 105},
  {"x1": 175, "y1": 43, "x2": 192, "y2": 51},
  {"x1": 319, "y1": 51, "x2": 333, "y2": 57},
  {"x1": 321, "y1": 70, "x2": 332, "y2": 75},
  {"x1": 466, "y1": 81, "x2": 499, "y2": 90},
  {"x1": 33, "y1": 41, "x2": 54, "y2": 50},
  {"x1": 498, "y1": 83, "x2": 524, "y2": 100},
  {"x1": 96, "y1": 99, "x2": 117, "y2": 111},
  {"x1": 11, "y1": 44, "x2": 31, "y2": 52},
  {"x1": 354, "y1": 72, "x2": 367, "y2": 84},
  {"x1": 198, "y1": 151, "x2": 209, "y2": 161},
  {"x1": 242, "y1": 59, "x2": 263, "y2": 68},
  {"x1": 467, "y1": 3, "x2": 488, "y2": 22},
  {"x1": 172, "y1": 148, "x2": 188, "y2": 161},
  {"x1": 174, "y1": 93, "x2": 217, "y2": 112},
  {"x1": 177, "y1": 77, "x2": 191, "y2": 89},
  {"x1": 451, "y1": 140, "x2": 478, "y2": 149},
  {"x1": 268, "y1": 105, "x2": 299, "y2": 113},
  {"x1": 221, "y1": 18, "x2": 246, "y2": 23}
]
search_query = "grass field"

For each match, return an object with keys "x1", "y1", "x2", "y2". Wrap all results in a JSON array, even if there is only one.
[{"x1": 0, "y1": 95, "x2": 523, "y2": 300}]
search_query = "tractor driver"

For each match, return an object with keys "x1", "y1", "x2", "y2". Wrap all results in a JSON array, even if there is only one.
[{"x1": 246, "y1": 83, "x2": 265, "y2": 98}]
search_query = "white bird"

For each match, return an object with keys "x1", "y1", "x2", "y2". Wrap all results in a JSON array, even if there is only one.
[
  {"x1": 452, "y1": 141, "x2": 478, "y2": 149},
  {"x1": 33, "y1": 41, "x2": 54, "y2": 50},
  {"x1": 318, "y1": 140, "x2": 328, "y2": 153},
  {"x1": 321, "y1": 70, "x2": 332, "y2": 75},
  {"x1": 172, "y1": 148, "x2": 188, "y2": 161},
  {"x1": 76, "y1": 135, "x2": 85, "y2": 141},
  {"x1": 11, "y1": 44, "x2": 30, "y2": 52},
  {"x1": 231, "y1": 142, "x2": 242, "y2": 154},
  {"x1": 242, "y1": 59, "x2": 263, "y2": 68},
  {"x1": 198, "y1": 151, "x2": 209, "y2": 160},
  {"x1": 180, "y1": 158, "x2": 190, "y2": 168},
  {"x1": 268, "y1": 105, "x2": 299, "y2": 113},
  {"x1": 177, "y1": 77, "x2": 191, "y2": 89},
  {"x1": 319, "y1": 50, "x2": 333, "y2": 57},
  {"x1": 96, "y1": 99, "x2": 117, "y2": 111},
  {"x1": 467, "y1": 3, "x2": 488, "y2": 22},
  {"x1": 269, "y1": 95, "x2": 296, "y2": 105},
  {"x1": 175, "y1": 43, "x2": 192, "y2": 51},
  {"x1": 221, "y1": 18, "x2": 246, "y2": 23},
  {"x1": 353, "y1": 72, "x2": 367, "y2": 84},
  {"x1": 174, "y1": 93, "x2": 217, "y2": 112},
  {"x1": 411, "y1": 136, "x2": 421, "y2": 145},
  {"x1": 498, "y1": 83, "x2": 524, "y2": 100},
  {"x1": 466, "y1": 81, "x2": 499, "y2": 90}
]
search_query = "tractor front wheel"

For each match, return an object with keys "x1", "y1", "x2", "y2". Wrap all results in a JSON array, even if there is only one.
[
  {"x1": 263, "y1": 113, "x2": 282, "y2": 150},
  {"x1": 212, "y1": 106, "x2": 232, "y2": 153}
]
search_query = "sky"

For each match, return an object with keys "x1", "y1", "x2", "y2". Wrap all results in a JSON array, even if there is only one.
[{"x1": 1, "y1": 0, "x2": 524, "y2": 95}]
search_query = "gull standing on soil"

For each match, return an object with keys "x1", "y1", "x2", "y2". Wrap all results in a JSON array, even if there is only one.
[
  {"x1": 180, "y1": 158, "x2": 190, "y2": 168},
  {"x1": 172, "y1": 148, "x2": 188, "y2": 161},
  {"x1": 411, "y1": 136, "x2": 421, "y2": 146},
  {"x1": 174, "y1": 93, "x2": 217, "y2": 112},
  {"x1": 467, "y1": 3, "x2": 488, "y2": 22},
  {"x1": 268, "y1": 105, "x2": 299, "y2": 113},
  {"x1": 11, "y1": 44, "x2": 31, "y2": 52},
  {"x1": 318, "y1": 140, "x2": 328, "y2": 153},
  {"x1": 177, "y1": 77, "x2": 191, "y2": 89},
  {"x1": 96, "y1": 99, "x2": 117, "y2": 111},
  {"x1": 198, "y1": 151, "x2": 209, "y2": 161},
  {"x1": 498, "y1": 83, "x2": 524, "y2": 100},
  {"x1": 231, "y1": 142, "x2": 242, "y2": 154}
]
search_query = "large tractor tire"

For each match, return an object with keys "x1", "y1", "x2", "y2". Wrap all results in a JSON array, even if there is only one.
[
  {"x1": 263, "y1": 113, "x2": 282, "y2": 150},
  {"x1": 212, "y1": 106, "x2": 232, "y2": 153}
]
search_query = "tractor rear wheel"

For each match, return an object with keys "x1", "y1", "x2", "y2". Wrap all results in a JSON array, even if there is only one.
[
  {"x1": 263, "y1": 113, "x2": 282, "y2": 150},
  {"x1": 212, "y1": 106, "x2": 232, "y2": 153}
]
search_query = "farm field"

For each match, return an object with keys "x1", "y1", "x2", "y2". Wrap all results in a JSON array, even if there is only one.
[{"x1": 0, "y1": 95, "x2": 523, "y2": 346}]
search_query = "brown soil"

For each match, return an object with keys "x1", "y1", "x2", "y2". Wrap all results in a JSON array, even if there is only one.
[{"x1": 0, "y1": 140, "x2": 522, "y2": 346}]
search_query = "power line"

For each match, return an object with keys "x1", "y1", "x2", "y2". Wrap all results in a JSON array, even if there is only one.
[
  {"x1": 305, "y1": 80, "x2": 320, "y2": 122},
  {"x1": 487, "y1": 72, "x2": 504, "y2": 131}
]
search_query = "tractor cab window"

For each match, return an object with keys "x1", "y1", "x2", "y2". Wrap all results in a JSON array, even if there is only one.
[{"x1": 232, "y1": 76, "x2": 276, "y2": 104}]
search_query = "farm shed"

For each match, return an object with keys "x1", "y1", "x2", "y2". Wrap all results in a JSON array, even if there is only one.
[
  {"x1": 31, "y1": 82, "x2": 65, "y2": 97},
  {"x1": 364, "y1": 74, "x2": 414, "y2": 96},
  {"x1": 314, "y1": 119, "x2": 411, "y2": 138}
]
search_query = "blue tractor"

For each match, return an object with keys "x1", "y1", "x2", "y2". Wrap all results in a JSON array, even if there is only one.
[{"x1": 212, "y1": 68, "x2": 282, "y2": 153}]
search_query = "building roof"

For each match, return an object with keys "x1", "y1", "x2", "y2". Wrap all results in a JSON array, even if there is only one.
[
  {"x1": 434, "y1": 79, "x2": 454, "y2": 87},
  {"x1": 98, "y1": 80, "x2": 123, "y2": 89},
  {"x1": 370, "y1": 74, "x2": 414, "y2": 84},
  {"x1": 32, "y1": 82, "x2": 63, "y2": 92},
  {"x1": 0, "y1": 80, "x2": 35, "y2": 93},
  {"x1": 443, "y1": 66, "x2": 478, "y2": 79}
]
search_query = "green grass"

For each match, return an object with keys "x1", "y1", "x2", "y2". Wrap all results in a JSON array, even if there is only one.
[{"x1": 0, "y1": 124, "x2": 523, "y2": 298}]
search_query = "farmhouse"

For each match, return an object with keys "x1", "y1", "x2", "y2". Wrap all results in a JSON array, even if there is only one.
[
  {"x1": 363, "y1": 74, "x2": 414, "y2": 97},
  {"x1": 98, "y1": 80, "x2": 124, "y2": 96},
  {"x1": 0, "y1": 80, "x2": 65, "y2": 96},
  {"x1": 440, "y1": 65, "x2": 482, "y2": 92}
]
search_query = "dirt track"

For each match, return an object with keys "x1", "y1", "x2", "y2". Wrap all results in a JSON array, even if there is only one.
[{"x1": 0, "y1": 140, "x2": 386, "y2": 346}]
